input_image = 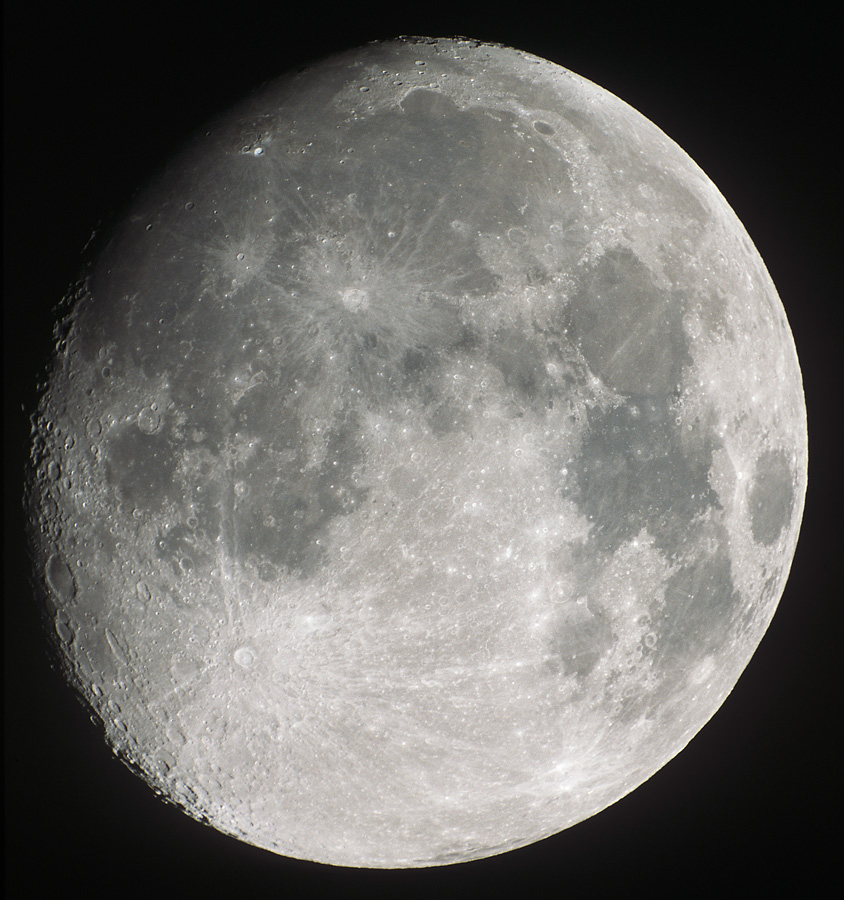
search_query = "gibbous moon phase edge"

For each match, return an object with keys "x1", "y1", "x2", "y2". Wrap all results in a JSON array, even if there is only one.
[{"x1": 25, "y1": 37, "x2": 806, "y2": 868}]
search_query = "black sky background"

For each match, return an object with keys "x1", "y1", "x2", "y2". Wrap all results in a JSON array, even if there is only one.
[{"x1": 4, "y1": 6, "x2": 838, "y2": 898}]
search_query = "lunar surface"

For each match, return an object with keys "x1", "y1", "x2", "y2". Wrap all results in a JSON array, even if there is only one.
[{"x1": 25, "y1": 37, "x2": 806, "y2": 867}]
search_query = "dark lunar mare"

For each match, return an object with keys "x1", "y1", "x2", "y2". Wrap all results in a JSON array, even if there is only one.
[{"x1": 76, "y1": 83, "x2": 590, "y2": 582}]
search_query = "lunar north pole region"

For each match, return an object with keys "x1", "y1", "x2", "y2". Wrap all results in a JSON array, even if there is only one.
[{"x1": 26, "y1": 36, "x2": 806, "y2": 868}]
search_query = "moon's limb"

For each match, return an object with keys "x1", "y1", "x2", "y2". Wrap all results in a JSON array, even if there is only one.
[{"x1": 26, "y1": 37, "x2": 806, "y2": 867}]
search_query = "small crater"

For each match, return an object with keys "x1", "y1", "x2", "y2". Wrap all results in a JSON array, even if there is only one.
[
  {"x1": 234, "y1": 646, "x2": 256, "y2": 668},
  {"x1": 533, "y1": 120, "x2": 555, "y2": 135},
  {"x1": 54, "y1": 614, "x2": 74, "y2": 644},
  {"x1": 105, "y1": 628, "x2": 128, "y2": 666}
]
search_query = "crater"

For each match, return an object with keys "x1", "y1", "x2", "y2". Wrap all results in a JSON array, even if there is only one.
[
  {"x1": 155, "y1": 524, "x2": 209, "y2": 580},
  {"x1": 234, "y1": 646, "x2": 256, "y2": 668},
  {"x1": 46, "y1": 554, "x2": 76, "y2": 603},
  {"x1": 341, "y1": 288, "x2": 369, "y2": 312}
]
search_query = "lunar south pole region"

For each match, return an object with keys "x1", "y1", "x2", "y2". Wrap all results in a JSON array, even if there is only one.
[{"x1": 24, "y1": 36, "x2": 806, "y2": 868}]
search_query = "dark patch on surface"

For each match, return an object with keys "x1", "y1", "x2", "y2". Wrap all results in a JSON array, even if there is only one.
[
  {"x1": 73, "y1": 77, "x2": 580, "y2": 494},
  {"x1": 525, "y1": 262, "x2": 550, "y2": 286},
  {"x1": 569, "y1": 396, "x2": 718, "y2": 555},
  {"x1": 452, "y1": 322, "x2": 482, "y2": 353},
  {"x1": 533, "y1": 120, "x2": 555, "y2": 135},
  {"x1": 566, "y1": 247, "x2": 689, "y2": 396},
  {"x1": 428, "y1": 402, "x2": 471, "y2": 436},
  {"x1": 402, "y1": 347, "x2": 427, "y2": 377},
  {"x1": 490, "y1": 327, "x2": 547, "y2": 407},
  {"x1": 749, "y1": 449, "x2": 795, "y2": 545},
  {"x1": 547, "y1": 600, "x2": 613, "y2": 678},
  {"x1": 451, "y1": 266, "x2": 502, "y2": 297},
  {"x1": 271, "y1": 84, "x2": 575, "y2": 409},
  {"x1": 105, "y1": 427, "x2": 176, "y2": 512},
  {"x1": 234, "y1": 383, "x2": 302, "y2": 452},
  {"x1": 560, "y1": 106, "x2": 595, "y2": 139},
  {"x1": 232, "y1": 417, "x2": 369, "y2": 578},
  {"x1": 257, "y1": 562, "x2": 279, "y2": 582},
  {"x1": 73, "y1": 176, "x2": 283, "y2": 398},
  {"x1": 654, "y1": 546, "x2": 741, "y2": 675}
]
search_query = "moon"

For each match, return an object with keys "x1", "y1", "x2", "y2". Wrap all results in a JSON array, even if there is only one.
[{"x1": 25, "y1": 36, "x2": 806, "y2": 868}]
